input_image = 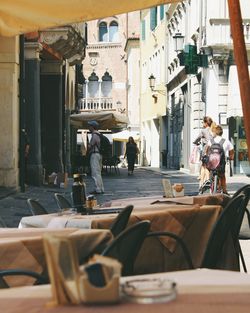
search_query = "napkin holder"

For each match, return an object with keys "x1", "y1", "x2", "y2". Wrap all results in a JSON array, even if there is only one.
[
  {"x1": 78, "y1": 255, "x2": 120, "y2": 303},
  {"x1": 43, "y1": 234, "x2": 121, "y2": 306}
]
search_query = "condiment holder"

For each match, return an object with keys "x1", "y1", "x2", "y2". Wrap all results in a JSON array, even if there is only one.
[{"x1": 43, "y1": 234, "x2": 121, "y2": 306}]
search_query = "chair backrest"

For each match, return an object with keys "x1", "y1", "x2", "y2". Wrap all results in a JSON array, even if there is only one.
[
  {"x1": 232, "y1": 185, "x2": 250, "y2": 231},
  {"x1": 54, "y1": 193, "x2": 72, "y2": 211},
  {"x1": 232, "y1": 184, "x2": 250, "y2": 200},
  {"x1": 27, "y1": 198, "x2": 48, "y2": 215},
  {"x1": 201, "y1": 194, "x2": 246, "y2": 269},
  {"x1": 102, "y1": 220, "x2": 150, "y2": 276},
  {"x1": 0, "y1": 217, "x2": 7, "y2": 228},
  {"x1": 109, "y1": 205, "x2": 134, "y2": 237}
]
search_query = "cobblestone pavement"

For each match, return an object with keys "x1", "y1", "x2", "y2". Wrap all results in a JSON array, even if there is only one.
[
  {"x1": 0, "y1": 166, "x2": 250, "y2": 272},
  {"x1": 0, "y1": 167, "x2": 199, "y2": 227}
]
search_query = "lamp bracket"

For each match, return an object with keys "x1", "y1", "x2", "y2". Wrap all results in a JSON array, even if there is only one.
[{"x1": 151, "y1": 89, "x2": 166, "y2": 96}]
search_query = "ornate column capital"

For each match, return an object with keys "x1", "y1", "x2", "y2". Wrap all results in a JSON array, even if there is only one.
[{"x1": 24, "y1": 42, "x2": 43, "y2": 60}]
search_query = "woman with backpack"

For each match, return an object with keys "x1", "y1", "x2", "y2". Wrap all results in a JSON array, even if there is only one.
[
  {"x1": 124, "y1": 136, "x2": 139, "y2": 175},
  {"x1": 206, "y1": 125, "x2": 234, "y2": 194}
]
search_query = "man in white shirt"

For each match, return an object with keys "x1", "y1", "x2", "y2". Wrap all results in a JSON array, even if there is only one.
[
  {"x1": 207, "y1": 125, "x2": 234, "y2": 194},
  {"x1": 87, "y1": 120, "x2": 104, "y2": 194}
]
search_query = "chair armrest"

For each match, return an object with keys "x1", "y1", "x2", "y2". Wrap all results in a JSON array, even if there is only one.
[
  {"x1": 147, "y1": 231, "x2": 194, "y2": 269},
  {"x1": 0, "y1": 269, "x2": 48, "y2": 286}
]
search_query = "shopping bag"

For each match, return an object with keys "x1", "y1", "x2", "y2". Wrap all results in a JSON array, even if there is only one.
[{"x1": 189, "y1": 146, "x2": 200, "y2": 164}]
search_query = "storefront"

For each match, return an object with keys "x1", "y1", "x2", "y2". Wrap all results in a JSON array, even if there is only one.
[{"x1": 228, "y1": 116, "x2": 249, "y2": 175}]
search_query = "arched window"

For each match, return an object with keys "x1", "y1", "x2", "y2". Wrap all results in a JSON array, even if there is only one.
[
  {"x1": 109, "y1": 21, "x2": 119, "y2": 42},
  {"x1": 99, "y1": 22, "x2": 108, "y2": 42},
  {"x1": 101, "y1": 71, "x2": 112, "y2": 97},
  {"x1": 88, "y1": 72, "x2": 99, "y2": 97}
]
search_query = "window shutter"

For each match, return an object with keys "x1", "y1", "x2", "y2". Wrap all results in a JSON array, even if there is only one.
[
  {"x1": 150, "y1": 7, "x2": 157, "y2": 31},
  {"x1": 141, "y1": 20, "x2": 145, "y2": 41},
  {"x1": 160, "y1": 5, "x2": 164, "y2": 20}
]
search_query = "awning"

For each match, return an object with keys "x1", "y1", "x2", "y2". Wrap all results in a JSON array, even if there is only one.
[
  {"x1": 70, "y1": 111, "x2": 129, "y2": 130},
  {"x1": 0, "y1": 0, "x2": 178, "y2": 37},
  {"x1": 112, "y1": 130, "x2": 140, "y2": 142}
]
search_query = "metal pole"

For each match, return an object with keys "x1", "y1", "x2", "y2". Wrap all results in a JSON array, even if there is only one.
[
  {"x1": 19, "y1": 35, "x2": 26, "y2": 192},
  {"x1": 228, "y1": 0, "x2": 250, "y2": 162}
]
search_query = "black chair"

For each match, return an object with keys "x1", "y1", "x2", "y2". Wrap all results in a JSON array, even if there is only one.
[
  {"x1": 146, "y1": 231, "x2": 194, "y2": 269},
  {"x1": 54, "y1": 193, "x2": 72, "y2": 211},
  {"x1": 232, "y1": 185, "x2": 250, "y2": 272},
  {"x1": 0, "y1": 217, "x2": 7, "y2": 228},
  {"x1": 0, "y1": 269, "x2": 48, "y2": 288},
  {"x1": 152, "y1": 194, "x2": 246, "y2": 271},
  {"x1": 102, "y1": 220, "x2": 150, "y2": 276},
  {"x1": 232, "y1": 184, "x2": 250, "y2": 200},
  {"x1": 201, "y1": 193, "x2": 247, "y2": 270},
  {"x1": 27, "y1": 199, "x2": 48, "y2": 216},
  {"x1": 109, "y1": 205, "x2": 134, "y2": 237},
  {"x1": 102, "y1": 156, "x2": 120, "y2": 174}
]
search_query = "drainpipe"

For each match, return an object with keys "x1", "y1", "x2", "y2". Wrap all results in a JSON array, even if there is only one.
[
  {"x1": 19, "y1": 35, "x2": 26, "y2": 192},
  {"x1": 165, "y1": 8, "x2": 170, "y2": 169},
  {"x1": 228, "y1": 0, "x2": 250, "y2": 162}
]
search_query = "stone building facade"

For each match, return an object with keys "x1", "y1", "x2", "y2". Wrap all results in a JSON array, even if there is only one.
[{"x1": 81, "y1": 12, "x2": 140, "y2": 119}]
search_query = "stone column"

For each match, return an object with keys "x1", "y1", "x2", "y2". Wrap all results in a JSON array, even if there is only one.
[
  {"x1": 41, "y1": 60, "x2": 64, "y2": 176},
  {"x1": 0, "y1": 36, "x2": 19, "y2": 188},
  {"x1": 192, "y1": 76, "x2": 205, "y2": 130},
  {"x1": 24, "y1": 42, "x2": 43, "y2": 185}
]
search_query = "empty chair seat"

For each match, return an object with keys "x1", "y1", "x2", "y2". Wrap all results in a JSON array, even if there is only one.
[
  {"x1": 54, "y1": 193, "x2": 72, "y2": 211},
  {"x1": 27, "y1": 199, "x2": 48, "y2": 216}
]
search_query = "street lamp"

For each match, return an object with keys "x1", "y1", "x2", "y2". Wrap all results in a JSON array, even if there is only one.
[
  {"x1": 173, "y1": 32, "x2": 184, "y2": 53},
  {"x1": 148, "y1": 74, "x2": 166, "y2": 95},
  {"x1": 172, "y1": 32, "x2": 209, "y2": 74},
  {"x1": 149, "y1": 74, "x2": 156, "y2": 92}
]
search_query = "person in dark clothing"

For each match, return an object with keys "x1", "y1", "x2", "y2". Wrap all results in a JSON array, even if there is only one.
[
  {"x1": 24, "y1": 130, "x2": 30, "y2": 184},
  {"x1": 124, "y1": 136, "x2": 139, "y2": 175}
]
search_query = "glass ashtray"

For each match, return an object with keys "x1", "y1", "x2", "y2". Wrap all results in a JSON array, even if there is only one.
[{"x1": 121, "y1": 278, "x2": 177, "y2": 304}]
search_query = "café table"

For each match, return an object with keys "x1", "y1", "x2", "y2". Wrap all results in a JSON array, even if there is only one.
[
  {"x1": 0, "y1": 269, "x2": 249, "y2": 313},
  {"x1": 18, "y1": 195, "x2": 233, "y2": 273},
  {"x1": 0, "y1": 228, "x2": 113, "y2": 287},
  {"x1": 19, "y1": 193, "x2": 229, "y2": 229}
]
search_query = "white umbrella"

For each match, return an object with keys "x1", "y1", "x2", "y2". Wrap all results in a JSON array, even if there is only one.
[
  {"x1": 112, "y1": 130, "x2": 140, "y2": 142},
  {"x1": 70, "y1": 111, "x2": 129, "y2": 130}
]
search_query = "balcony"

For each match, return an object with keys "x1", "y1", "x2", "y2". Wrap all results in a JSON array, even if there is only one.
[
  {"x1": 39, "y1": 23, "x2": 87, "y2": 65},
  {"x1": 78, "y1": 97, "x2": 115, "y2": 112},
  {"x1": 208, "y1": 18, "x2": 250, "y2": 47}
]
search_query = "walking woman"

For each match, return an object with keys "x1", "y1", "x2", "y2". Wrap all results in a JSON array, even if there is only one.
[
  {"x1": 124, "y1": 136, "x2": 139, "y2": 175},
  {"x1": 193, "y1": 116, "x2": 215, "y2": 186}
]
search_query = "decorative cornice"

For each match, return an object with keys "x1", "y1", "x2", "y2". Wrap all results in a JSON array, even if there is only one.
[
  {"x1": 39, "y1": 25, "x2": 86, "y2": 65},
  {"x1": 86, "y1": 42, "x2": 122, "y2": 50},
  {"x1": 167, "y1": 67, "x2": 187, "y2": 92}
]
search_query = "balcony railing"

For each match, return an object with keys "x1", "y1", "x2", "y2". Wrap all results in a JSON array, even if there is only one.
[
  {"x1": 78, "y1": 97, "x2": 115, "y2": 111},
  {"x1": 208, "y1": 18, "x2": 250, "y2": 46}
]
